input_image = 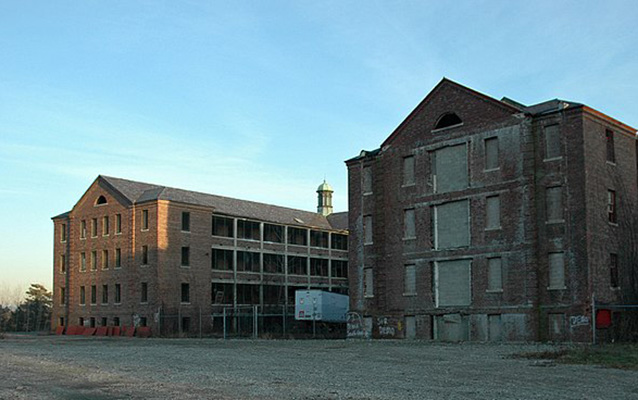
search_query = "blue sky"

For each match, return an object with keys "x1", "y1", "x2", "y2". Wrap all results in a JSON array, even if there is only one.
[{"x1": 1, "y1": 1, "x2": 637, "y2": 295}]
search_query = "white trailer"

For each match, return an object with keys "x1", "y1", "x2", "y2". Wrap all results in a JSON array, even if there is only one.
[{"x1": 295, "y1": 290, "x2": 349, "y2": 323}]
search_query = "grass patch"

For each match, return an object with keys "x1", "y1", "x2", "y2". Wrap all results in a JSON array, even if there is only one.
[{"x1": 513, "y1": 345, "x2": 638, "y2": 370}]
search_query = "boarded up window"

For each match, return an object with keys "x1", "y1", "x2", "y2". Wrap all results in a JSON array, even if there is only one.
[
  {"x1": 435, "y1": 259, "x2": 471, "y2": 307},
  {"x1": 435, "y1": 200, "x2": 469, "y2": 249},
  {"x1": 544, "y1": 125, "x2": 561, "y2": 159},
  {"x1": 606, "y1": 129, "x2": 615, "y2": 163},
  {"x1": 548, "y1": 252, "x2": 565, "y2": 289},
  {"x1": 608, "y1": 190, "x2": 617, "y2": 223},
  {"x1": 548, "y1": 313, "x2": 565, "y2": 338},
  {"x1": 487, "y1": 258, "x2": 502, "y2": 291},
  {"x1": 364, "y1": 215, "x2": 373, "y2": 244},
  {"x1": 404, "y1": 265, "x2": 416, "y2": 295},
  {"x1": 610, "y1": 253, "x2": 619, "y2": 288},
  {"x1": 403, "y1": 156, "x2": 415, "y2": 186},
  {"x1": 364, "y1": 268, "x2": 374, "y2": 297},
  {"x1": 486, "y1": 196, "x2": 500, "y2": 229},
  {"x1": 488, "y1": 314, "x2": 502, "y2": 341},
  {"x1": 434, "y1": 144, "x2": 467, "y2": 193},
  {"x1": 404, "y1": 209, "x2": 416, "y2": 239},
  {"x1": 362, "y1": 166, "x2": 372, "y2": 194},
  {"x1": 485, "y1": 137, "x2": 499, "y2": 170},
  {"x1": 546, "y1": 186, "x2": 563, "y2": 222}
]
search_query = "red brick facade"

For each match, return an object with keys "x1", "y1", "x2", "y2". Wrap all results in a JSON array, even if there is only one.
[
  {"x1": 346, "y1": 79, "x2": 637, "y2": 341},
  {"x1": 52, "y1": 177, "x2": 348, "y2": 335}
]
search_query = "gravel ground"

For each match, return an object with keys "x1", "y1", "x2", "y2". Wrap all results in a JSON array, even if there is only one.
[{"x1": 1, "y1": 334, "x2": 637, "y2": 399}]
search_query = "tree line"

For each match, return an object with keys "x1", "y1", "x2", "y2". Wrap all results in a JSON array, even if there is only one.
[{"x1": 0, "y1": 284, "x2": 52, "y2": 333}]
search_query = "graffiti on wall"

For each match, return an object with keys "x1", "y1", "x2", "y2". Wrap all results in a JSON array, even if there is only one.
[{"x1": 377, "y1": 317, "x2": 396, "y2": 337}]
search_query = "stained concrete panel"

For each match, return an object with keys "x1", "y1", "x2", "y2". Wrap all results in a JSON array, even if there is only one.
[
  {"x1": 435, "y1": 144, "x2": 467, "y2": 193},
  {"x1": 435, "y1": 200, "x2": 469, "y2": 249},
  {"x1": 436, "y1": 259, "x2": 471, "y2": 306}
]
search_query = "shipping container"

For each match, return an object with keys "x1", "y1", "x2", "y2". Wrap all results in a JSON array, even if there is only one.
[{"x1": 295, "y1": 290, "x2": 349, "y2": 323}]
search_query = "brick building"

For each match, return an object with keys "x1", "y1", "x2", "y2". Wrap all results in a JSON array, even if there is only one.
[
  {"x1": 346, "y1": 78, "x2": 637, "y2": 341},
  {"x1": 52, "y1": 176, "x2": 348, "y2": 335}
]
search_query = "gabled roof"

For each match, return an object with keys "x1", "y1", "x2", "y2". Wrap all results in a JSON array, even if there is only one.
[
  {"x1": 381, "y1": 78, "x2": 521, "y2": 147},
  {"x1": 99, "y1": 176, "x2": 347, "y2": 231}
]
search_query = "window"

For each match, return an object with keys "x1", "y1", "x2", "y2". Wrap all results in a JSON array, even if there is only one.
[
  {"x1": 140, "y1": 282, "x2": 148, "y2": 303},
  {"x1": 263, "y1": 285, "x2": 285, "y2": 304},
  {"x1": 433, "y1": 144, "x2": 468, "y2": 193},
  {"x1": 59, "y1": 317, "x2": 65, "y2": 327},
  {"x1": 404, "y1": 209, "x2": 416, "y2": 239},
  {"x1": 60, "y1": 287, "x2": 66, "y2": 305},
  {"x1": 331, "y1": 260, "x2": 348, "y2": 278},
  {"x1": 60, "y1": 224, "x2": 67, "y2": 242},
  {"x1": 91, "y1": 285, "x2": 97, "y2": 305},
  {"x1": 102, "y1": 216, "x2": 109, "y2": 236},
  {"x1": 139, "y1": 317, "x2": 147, "y2": 327},
  {"x1": 212, "y1": 248, "x2": 233, "y2": 270},
  {"x1": 606, "y1": 129, "x2": 615, "y2": 163},
  {"x1": 485, "y1": 137, "x2": 499, "y2": 170},
  {"x1": 548, "y1": 252, "x2": 565, "y2": 289},
  {"x1": 237, "y1": 219, "x2": 260, "y2": 240},
  {"x1": 546, "y1": 187, "x2": 563, "y2": 222},
  {"x1": 181, "y1": 317, "x2": 191, "y2": 333},
  {"x1": 363, "y1": 268, "x2": 374, "y2": 298},
  {"x1": 115, "y1": 248, "x2": 121, "y2": 269},
  {"x1": 610, "y1": 253, "x2": 619, "y2": 288},
  {"x1": 310, "y1": 230, "x2": 329, "y2": 248},
  {"x1": 364, "y1": 215, "x2": 373, "y2": 245},
  {"x1": 115, "y1": 214, "x2": 122, "y2": 234},
  {"x1": 142, "y1": 209, "x2": 149, "y2": 230},
  {"x1": 403, "y1": 156, "x2": 415, "y2": 186},
  {"x1": 115, "y1": 284, "x2": 121, "y2": 304},
  {"x1": 212, "y1": 283, "x2": 233, "y2": 304},
  {"x1": 182, "y1": 212, "x2": 190, "y2": 232},
  {"x1": 288, "y1": 227, "x2": 308, "y2": 246},
  {"x1": 79, "y1": 317, "x2": 84, "y2": 326},
  {"x1": 236, "y1": 251, "x2": 259, "y2": 272},
  {"x1": 362, "y1": 166, "x2": 372, "y2": 194},
  {"x1": 434, "y1": 200, "x2": 470, "y2": 249},
  {"x1": 142, "y1": 245, "x2": 148, "y2": 265},
  {"x1": 101, "y1": 317, "x2": 107, "y2": 327},
  {"x1": 181, "y1": 247, "x2": 190, "y2": 267},
  {"x1": 434, "y1": 112, "x2": 462, "y2": 130},
  {"x1": 608, "y1": 190, "x2": 617, "y2": 223},
  {"x1": 60, "y1": 254, "x2": 66, "y2": 274},
  {"x1": 212, "y1": 215, "x2": 234, "y2": 237},
  {"x1": 96, "y1": 195, "x2": 107, "y2": 205},
  {"x1": 331, "y1": 234, "x2": 348, "y2": 250},
  {"x1": 237, "y1": 284, "x2": 259, "y2": 304},
  {"x1": 91, "y1": 218, "x2": 98, "y2": 237},
  {"x1": 544, "y1": 125, "x2": 561, "y2": 159},
  {"x1": 404, "y1": 265, "x2": 416, "y2": 295},
  {"x1": 435, "y1": 259, "x2": 471, "y2": 307},
  {"x1": 113, "y1": 317, "x2": 120, "y2": 326},
  {"x1": 80, "y1": 286, "x2": 86, "y2": 305},
  {"x1": 90, "y1": 317, "x2": 96, "y2": 328},
  {"x1": 102, "y1": 284, "x2": 108, "y2": 304},
  {"x1": 80, "y1": 220, "x2": 86, "y2": 239},
  {"x1": 487, "y1": 258, "x2": 503, "y2": 291},
  {"x1": 264, "y1": 224, "x2": 284, "y2": 243},
  {"x1": 91, "y1": 251, "x2": 97, "y2": 271},
  {"x1": 310, "y1": 258, "x2": 329, "y2": 276},
  {"x1": 263, "y1": 253, "x2": 284, "y2": 273},
  {"x1": 102, "y1": 250, "x2": 109, "y2": 269},
  {"x1": 80, "y1": 252, "x2": 86, "y2": 272},
  {"x1": 287, "y1": 256, "x2": 307, "y2": 275},
  {"x1": 181, "y1": 283, "x2": 190, "y2": 303},
  {"x1": 486, "y1": 196, "x2": 501, "y2": 229}
]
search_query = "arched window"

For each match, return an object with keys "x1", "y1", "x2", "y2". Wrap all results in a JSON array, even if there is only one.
[
  {"x1": 434, "y1": 112, "x2": 463, "y2": 130},
  {"x1": 96, "y1": 195, "x2": 107, "y2": 205}
]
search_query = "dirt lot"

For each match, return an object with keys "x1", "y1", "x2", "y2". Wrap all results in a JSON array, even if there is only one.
[{"x1": 1, "y1": 335, "x2": 637, "y2": 399}]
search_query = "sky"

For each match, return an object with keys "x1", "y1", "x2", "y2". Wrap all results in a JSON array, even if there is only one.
[{"x1": 1, "y1": 1, "x2": 637, "y2": 297}]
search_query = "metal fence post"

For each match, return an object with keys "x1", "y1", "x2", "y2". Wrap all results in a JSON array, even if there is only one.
[
  {"x1": 223, "y1": 307, "x2": 227, "y2": 340},
  {"x1": 591, "y1": 293, "x2": 596, "y2": 345},
  {"x1": 253, "y1": 305, "x2": 258, "y2": 339},
  {"x1": 282, "y1": 305, "x2": 287, "y2": 339}
]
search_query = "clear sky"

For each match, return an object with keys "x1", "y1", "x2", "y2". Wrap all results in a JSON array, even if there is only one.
[{"x1": 1, "y1": 1, "x2": 637, "y2": 295}]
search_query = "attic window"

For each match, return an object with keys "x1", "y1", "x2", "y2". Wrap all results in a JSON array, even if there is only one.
[
  {"x1": 95, "y1": 195, "x2": 108, "y2": 205},
  {"x1": 434, "y1": 112, "x2": 463, "y2": 130}
]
